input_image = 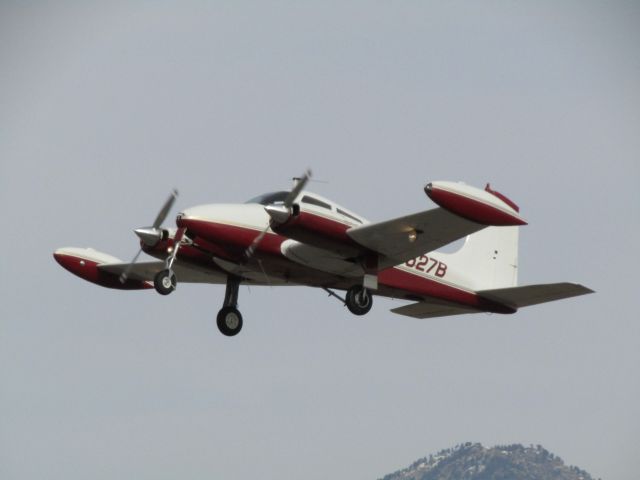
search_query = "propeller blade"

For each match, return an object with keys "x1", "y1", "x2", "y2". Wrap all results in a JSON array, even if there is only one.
[
  {"x1": 152, "y1": 189, "x2": 179, "y2": 229},
  {"x1": 121, "y1": 189, "x2": 178, "y2": 283},
  {"x1": 245, "y1": 170, "x2": 311, "y2": 261},
  {"x1": 284, "y1": 169, "x2": 311, "y2": 208},
  {"x1": 244, "y1": 224, "x2": 270, "y2": 260},
  {"x1": 119, "y1": 247, "x2": 143, "y2": 284}
]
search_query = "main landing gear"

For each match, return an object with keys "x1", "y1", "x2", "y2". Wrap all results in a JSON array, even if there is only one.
[
  {"x1": 152, "y1": 227, "x2": 186, "y2": 296},
  {"x1": 217, "y1": 275, "x2": 243, "y2": 336},
  {"x1": 154, "y1": 260, "x2": 243, "y2": 336},
  {"x1": 153, "y1": 228, "x2": 185, "y2": 295},
  {"x1": 154, "y1": 269, "x2": 176, "y2": 295},
  {"x1": 345, "y1": 285, "x2": 373, "y2": 315},
  {"x1": 325, "y1": 285, "x2": 374, "y2": 316}
]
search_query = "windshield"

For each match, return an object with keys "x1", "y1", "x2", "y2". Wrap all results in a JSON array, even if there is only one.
[{"x1": 245, "y1": 191, "x2": 289, "y2": 205}]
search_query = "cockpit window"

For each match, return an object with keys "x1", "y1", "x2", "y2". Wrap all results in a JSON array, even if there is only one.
[
  {"x1": 245, "y1": 191, "x2": 289, "y2": 205},
  {"x1": 301, "y1": 195, "x2": 331, "y2": 210}
]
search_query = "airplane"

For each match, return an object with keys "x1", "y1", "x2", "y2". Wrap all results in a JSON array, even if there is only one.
[{"x1": 54, "y1": 171, "x2": 593, "y2": 336}]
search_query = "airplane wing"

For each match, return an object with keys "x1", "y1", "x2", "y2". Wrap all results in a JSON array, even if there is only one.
[
  {"x1": 99, "y1": 259, "x2": 296, "y2": 287},
  {"x1": 390, "y1": 299, "x2": 482, "y2": 319},
  {"x1": 477, "y1": 283, "x2": 594, "y2": 309},
  {"x1": 98, "y1": 261, "x2": 229, "y2": 284},
  {"x1": 55, "y1": 247, "x2": 238, "y2": 290},
  {"x1": 347, "y1": 207, "x2": 485, "y2": 268}
]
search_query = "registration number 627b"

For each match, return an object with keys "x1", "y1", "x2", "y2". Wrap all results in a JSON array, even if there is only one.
[{"x1": 405, "y1": 255, "x2": 447, "y2": 278}]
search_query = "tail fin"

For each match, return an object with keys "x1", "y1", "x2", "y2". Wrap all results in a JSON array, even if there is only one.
[
  {"x1": 434, "y1": 183, "x2": 523, "y2": 291},
  {"x1": 439, "y1": 226, "x2": 519, "y2": 291}
]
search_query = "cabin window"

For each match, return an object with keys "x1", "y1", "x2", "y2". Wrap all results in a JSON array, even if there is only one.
[
  {"x1": 301, "y1": 195, "x2": 331, "y2": 210},
  {"x1": 337, "y1": 208, "x2": 363, "y2": 224}
]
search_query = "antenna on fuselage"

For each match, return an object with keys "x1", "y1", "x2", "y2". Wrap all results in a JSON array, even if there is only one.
[{"x1": 292, "y1": 174, "x2": 327, "y2": 187}]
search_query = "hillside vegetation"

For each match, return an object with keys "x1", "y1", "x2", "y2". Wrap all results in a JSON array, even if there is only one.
[{"x1": 379, "y1": 443, "x2": 597, "y2": 480}]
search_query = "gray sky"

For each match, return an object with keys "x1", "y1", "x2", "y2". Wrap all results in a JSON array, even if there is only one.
[{"x1": 1, "y1": 2, "x2": 638, "y2": 479}]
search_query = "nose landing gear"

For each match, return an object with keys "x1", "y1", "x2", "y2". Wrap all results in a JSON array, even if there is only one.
[{"x1": 217, "y1": 306, "x2": 243, "y2": 336}]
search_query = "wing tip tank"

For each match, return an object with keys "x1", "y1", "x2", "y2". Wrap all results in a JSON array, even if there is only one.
[
  {"x1": 54, "y1": 247, "x2": 152, "y2": 290},
  {"x1": 425, "y1": 181, "x2": 527, "y2": 226}
]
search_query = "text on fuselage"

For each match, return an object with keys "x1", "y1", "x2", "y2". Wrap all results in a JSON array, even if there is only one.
[{"x1": 405, "y1": 255, "x2": 448, "y2": 278}]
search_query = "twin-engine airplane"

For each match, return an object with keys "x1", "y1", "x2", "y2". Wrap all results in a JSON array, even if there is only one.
[{"x1": 54, "y1": 172, "x2": 593, "y2": 336}]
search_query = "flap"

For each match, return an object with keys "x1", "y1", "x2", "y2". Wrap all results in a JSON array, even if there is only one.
[{"x1": 347, "y1": 207, "x2": 485, "y2": 268}]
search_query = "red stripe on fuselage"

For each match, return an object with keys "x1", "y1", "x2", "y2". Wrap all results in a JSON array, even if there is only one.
[{"x1": 380, "y1": 268, "x2": 515, "y2": 314}]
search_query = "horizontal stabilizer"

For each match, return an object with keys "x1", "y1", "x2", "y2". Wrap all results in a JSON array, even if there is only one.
[
  {"x1": 391, "y1": 300, "x2": 481, "y2": 319},
  {"x1": 478, "y1": 282, "x2": 594, "y2": 309}
]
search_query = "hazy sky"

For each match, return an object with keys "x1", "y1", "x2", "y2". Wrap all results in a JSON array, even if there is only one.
[{"x1": 1, "y1": 2, "x2": 638, "y2": 479}]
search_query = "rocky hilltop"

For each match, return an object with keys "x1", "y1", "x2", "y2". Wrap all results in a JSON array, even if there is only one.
[{"x1": 379, "y1": 443, "x2": 597, "y2": 480}]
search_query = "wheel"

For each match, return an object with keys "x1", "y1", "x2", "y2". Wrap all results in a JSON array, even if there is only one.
[
  {"x1": 154, "y1": 269, "x2": 176, "y2": 295},
  {"x1": 345, "y1": 285, "x2": 373, "y2": 315},
  {"x1": 217, "y1": 306, "x2": 243, "y2": 336}
]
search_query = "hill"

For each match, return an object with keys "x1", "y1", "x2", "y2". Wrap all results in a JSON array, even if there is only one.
[{"x1": 379, "y1": 443, "x2": 597, "y2": 480}]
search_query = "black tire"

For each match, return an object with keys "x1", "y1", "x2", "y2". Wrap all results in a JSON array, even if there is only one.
[
  {"x1": 217, "y1": 306, "x2": 243, "y2": 336},
  {"x1": 154, "y1": 269, "x2": 176, "y2": 295},
  {"x1": 346, "y1": 285, "x2": 373, "y2": 315}
]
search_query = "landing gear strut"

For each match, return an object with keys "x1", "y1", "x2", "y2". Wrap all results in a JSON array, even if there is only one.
[
  {"x1": 153, "y1": 227, "x2": 186, "y2": 296},
  {"x1": 345, "y1": 285, "x2": 373, "y2": 315},
  {"x1": 217, "y1": 275, "x2": 243, "y2": 336}
]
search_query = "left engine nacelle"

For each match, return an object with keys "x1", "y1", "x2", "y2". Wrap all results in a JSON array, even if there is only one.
[{"x1": 54, "y1": 247, "x2": 152, "y2": 290}]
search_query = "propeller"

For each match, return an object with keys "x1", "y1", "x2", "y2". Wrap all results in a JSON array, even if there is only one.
[
  {"x1": 119, "y1": 189, "x2": 179, "y2": 284},
  {"x1": 284, "y1": 169, "x2": 312, "y2": 208},
  {"x1": 244, "y1": 169, "x2": 311, "y2": 260}
]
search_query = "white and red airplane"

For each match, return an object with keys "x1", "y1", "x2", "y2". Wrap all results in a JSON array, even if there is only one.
[{"x1": 54, "y1": 172, "x2": 593, "y2": 336}]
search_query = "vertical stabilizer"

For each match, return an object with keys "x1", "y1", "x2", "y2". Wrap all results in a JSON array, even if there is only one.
[{"x1": 440, "y1": 226, "x2": 519, "y2": 291}]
